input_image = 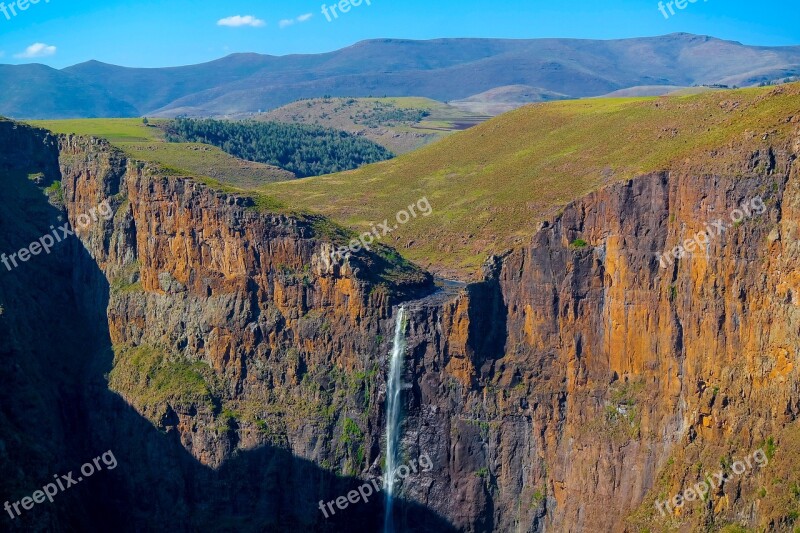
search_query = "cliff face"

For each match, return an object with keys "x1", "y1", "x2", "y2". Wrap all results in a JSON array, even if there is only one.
[
  {"x1": 2, "y1": 125, "x2": 449, "y2": 533},
  {"x1": 397, "y1": 136, "x2": 800, "y2": 531},
  {"x1": 58, "y1": 131, "x2": 439, "y2": 467},
  {"x1": 3, "y1": 115, "x2": 800, "y2": 532}
]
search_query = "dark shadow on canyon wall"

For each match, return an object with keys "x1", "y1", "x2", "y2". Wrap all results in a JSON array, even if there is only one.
[{"x1": 0, "y1": 126, "x2": 456, "y2": 533}]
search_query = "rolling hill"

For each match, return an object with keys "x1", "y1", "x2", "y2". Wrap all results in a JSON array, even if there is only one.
[
  {"x1": 3, "y1": 34, "x2": 800, "y2": 119},
  {"x1": 449, "y1": 85, "x2": 570, "y2": 115},
  {"x1": 254, "y1": 97, "x2": 489, "y2": 153}
]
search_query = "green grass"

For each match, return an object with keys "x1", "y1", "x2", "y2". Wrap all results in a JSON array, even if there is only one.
[
  {"x1": 43, "y1": 180, "x2": 63, "y2": 203},
  {"x1": 30, "y1": 118, "x2": 164, "y2": 143},
  {"x1": 249, "y1": 192, "x2": 288, "y2": 212},
  {"x1": 764, "y1": 436, "x2": 778, "y2": 460},
  {"x1": 718, "y1": 526, "x2": 752, "y2": 533},
  {"x1": 340, "y1": 417, "x2": 363, "y2": 446},
  {"x1": 28, "y1": 118, "x2": 294, "y2": 188},
  {"x1": 109, "y1": 262, "x2": 143, "y2": 294},
  {"x1": 108, "y1": 345, "x2": 217, "y2": 409},
  {"x1": 259, "y1": 84, "x2": 800, "y2": 280}
]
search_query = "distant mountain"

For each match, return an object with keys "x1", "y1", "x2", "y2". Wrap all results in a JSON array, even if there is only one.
[
  {"x1": 62, "y1": 54, "x2": 279, "y2": 116},
  {"x1": 2, "y1": 33, "x2": 800, "y2": 119},
  {"x1": 0, "y1": 64, "x2": 138, "y2": 119}
]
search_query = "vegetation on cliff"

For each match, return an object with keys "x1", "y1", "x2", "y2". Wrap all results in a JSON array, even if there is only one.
[{"x1": 108, "y1": 345, "x2": 219, "y2": 410}]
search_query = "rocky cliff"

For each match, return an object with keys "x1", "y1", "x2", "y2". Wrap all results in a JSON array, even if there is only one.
[
  {"x1": 2, "y1": 107, "x2": 800, "y2": 533},
  {"x1": 394, "y1": 131, "x2": 800, "y2": 531}
]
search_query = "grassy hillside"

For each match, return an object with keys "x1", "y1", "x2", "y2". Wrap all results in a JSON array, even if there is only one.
[
  {"x1": 28, "y1": 118, "x2": 295, "y2": 187},
  {"x1": 260, "y1": 84, "x2": 800, "y2": 280},
  {"x1": 254, "y1": 97, "x2": 489, "y2": 154},
  {"x1": 449, "y1": 85, "x2": 570, "y2": 115},
  {"x1": 29, "y1": 118, "x2": 163, "y2": 142}
]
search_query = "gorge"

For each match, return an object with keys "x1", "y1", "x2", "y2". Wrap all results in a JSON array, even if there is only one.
[{"x1": 2, "y1": 83, "x2": 800, "y2": 532}]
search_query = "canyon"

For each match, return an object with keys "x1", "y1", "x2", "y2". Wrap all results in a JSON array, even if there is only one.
[{"x1": 2, "y1": 85, "x2": 800, "y2": 533}]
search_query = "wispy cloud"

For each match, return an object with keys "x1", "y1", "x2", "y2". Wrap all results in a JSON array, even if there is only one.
[
  {"x1": 280, "y1": 13, "x2": 313, "y2": 29},
  {"x1": 217, "y1": 15, "x2": 265, "y2": 28},
  {"x1": 15, "y1": 43, "x2": 57, "y2": 59}
]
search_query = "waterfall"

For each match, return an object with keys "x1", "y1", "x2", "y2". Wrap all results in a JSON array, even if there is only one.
[{"x1": 384, "y1": 306, "x2": 407, "y2": 533}]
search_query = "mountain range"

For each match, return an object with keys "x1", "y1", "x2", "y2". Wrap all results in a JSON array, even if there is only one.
[{"x1": 2, "y1": 33, "x2": 800, "y2": 119}]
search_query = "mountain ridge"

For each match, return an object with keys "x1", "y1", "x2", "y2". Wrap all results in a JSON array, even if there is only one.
[{"x1": 3, "y1": 33, "x2": 799, "y2": 119}]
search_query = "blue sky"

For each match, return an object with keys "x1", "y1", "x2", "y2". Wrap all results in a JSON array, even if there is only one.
[{"x1": 0, "y1": 0, "x2": 797, "y2": 68}]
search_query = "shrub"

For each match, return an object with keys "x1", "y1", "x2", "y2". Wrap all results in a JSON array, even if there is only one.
[{"x1": 44, "y1": 180, "x2": 63, "y2": 203}]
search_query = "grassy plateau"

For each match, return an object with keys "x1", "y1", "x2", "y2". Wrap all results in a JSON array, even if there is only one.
[{"x1": 28, "y1": 118, "x2": 295, "y2": 188}]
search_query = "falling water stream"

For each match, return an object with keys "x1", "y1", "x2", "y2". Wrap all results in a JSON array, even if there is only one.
[{"x1": 384, "y1": 306, "x2": 407, "y2": 533}]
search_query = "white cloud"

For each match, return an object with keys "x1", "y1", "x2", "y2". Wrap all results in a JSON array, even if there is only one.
[
  {"x1": 280, "y1": 13, "x2": 313, "y2": 29},
  {"x1": 15, "y1": 43, "x2": 57, "y2": 59},
  {"x1": 217, "y1": 15, "x2": 265, "y2": 28}
]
